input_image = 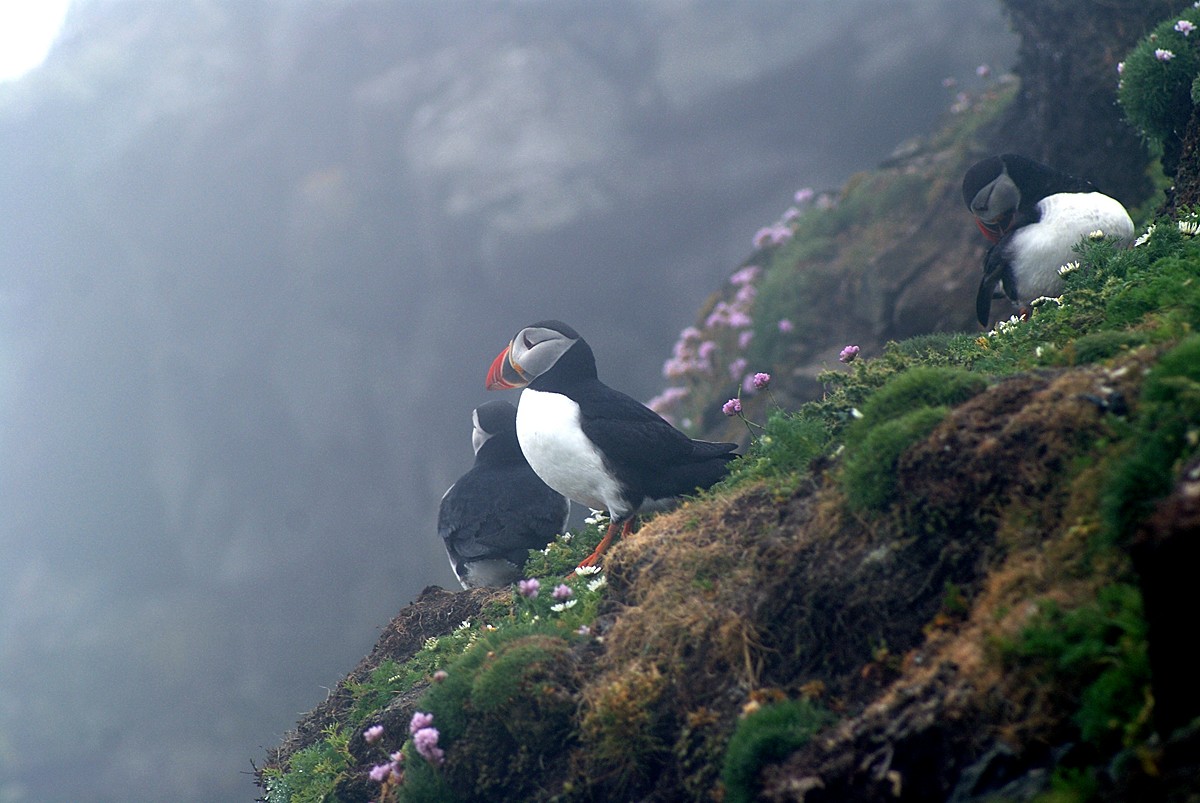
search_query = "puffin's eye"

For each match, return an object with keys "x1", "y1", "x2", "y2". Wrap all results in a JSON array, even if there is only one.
[{"x1": 523, "y1": 332, "x2": 536, "y2": 349}]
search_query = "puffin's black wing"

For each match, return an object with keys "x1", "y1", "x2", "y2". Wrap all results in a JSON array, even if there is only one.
[
  {"x1": 574, "y1": 380, "x2": 737, "y2": 495},
  {"x1": 976, "y1": 240, "x2": 1021, "y2": 325},
  {"x1": 439, "y1": 463, "x2": 568, "y2": 565}
]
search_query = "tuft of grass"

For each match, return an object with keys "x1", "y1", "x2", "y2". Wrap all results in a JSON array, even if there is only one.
[
  {"x1": 263, "y1": 725, "x2": 354, "y2": 803},
  {"x1": 720, "y1": 699, "x2": 834, "y2": 803},
  {"x1": 720, "y1": 409, "x2": 832, "y2": 493}
]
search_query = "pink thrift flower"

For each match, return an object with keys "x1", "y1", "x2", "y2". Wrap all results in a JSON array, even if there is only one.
[
  {"x1": 735, "y1": 283, "x2": 757, "y2": 305},
  {"x1": 738, "y1": 330, "x2": 754, "y2": 350},
  {"x1": 413, "y1": 727, "x2": 446, "y2": 766},
  {"x1": 679, "y1": 326, "x2": 702, "y2": 341},
  {"x1": 432, "y1": 670, "x2": 448, "y2": 683},
  {"x1": 728, "y1": 357, "x2": 748, "y2": 381},
  {"x1": 838, "y1": 345, "x2": 860, "y2": 363},
  {"x1": 409, "y1": 711, "x2": 435, "y2": 736},
  {"x1": 752, "y1": 372, "x2": 771, "y2": 390},
  {"x1": 1176, "y1": 19, "x2": 1196, "y2": 35},
  {"x1": 517, "y1": 578, "x2": 540, "y2": 599},
  {"x1": 1155, "y1": 48, "x2": 1175, "y2": 61},
  {"x1": 777, "y1": 318, "x2": 794, "y2": 333},
  {"x1": 752, "y1": 227, "x2": 775, "y2": 249},
  {"x1": 729, "y1": 265, "x2": 761, "y2": 286},
  {"x1": 794, "y1": 188, "x2": 815, "y2": 205},
  {"x1": 976, "y1": 64, "x2": 991, "y2": 78},
  {"x1": 552, "y1": 584, "x2": 573, "y2": 601},
  {"x1": 782, "y1": 206, "x2": 801, "y2": 223},
  {"x1": 722, "y1": 398, "x2": 742, "y2": 416},
  {"x1": 1117, "y1": 61, "x2": 1125, "y2": 74},
  {"x1": 369, "y1": 762, "x2": 393, "y2": 782},
  {"x1": 697, "y1": 340, "x2": 718, "y2": 361},
  {"x1": 363, "y1": 725, "x2": 384, "y2": 744},
  {"x1": 726, "y1": 310, "x2": 753, "y2": 328}
]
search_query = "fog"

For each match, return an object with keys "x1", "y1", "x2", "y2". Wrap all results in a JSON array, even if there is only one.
[{"x1": 0, "y1": 2, "x2": 1015, "y2": 799}]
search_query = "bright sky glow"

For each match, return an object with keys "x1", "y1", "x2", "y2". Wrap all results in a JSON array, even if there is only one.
[{"x1": 0, "y1": 0, "x2": 71, "y2": 82}]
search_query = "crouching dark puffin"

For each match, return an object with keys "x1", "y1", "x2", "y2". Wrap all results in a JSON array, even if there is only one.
[
  {"x1": 439, "y1": 400, "x2": 570, "y2": 589},
  {"x1": 486, "y1": 320, "x2": 738, "y2": 568},
  {"x1": 962, "y1": 153, "x2": 1134, "y2": 325}
]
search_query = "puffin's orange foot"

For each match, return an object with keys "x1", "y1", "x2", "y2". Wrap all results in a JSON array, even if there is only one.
[{"x1": 569, "y1": 519, "x2": 634, "y2": 576}]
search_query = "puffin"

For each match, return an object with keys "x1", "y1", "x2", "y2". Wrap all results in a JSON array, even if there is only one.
[
  {"x1": 962, "y1": 153, "x2": 1134, "y2": 325},
  {"x1": 438, "y1": 400, "x2": 570, "y2": 589},
  {"x1": 486, "y1": 320, "x2": 738, "y2": 568}
]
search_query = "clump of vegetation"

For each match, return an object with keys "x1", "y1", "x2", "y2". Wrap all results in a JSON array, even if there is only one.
[
  {"x1": 261, "y1": 725, "x2": 354, "y2": 803},
  {"x1": 1118, "y1": 6, "x2": 1200, "y2": 172},
  {"x1": 1101, "y1": 334, "x2": 1200, "y2": 545},
  {"x1": 721, "y1": 699, "x2": 833, "y2": 803},
  {"x1": 719, "y1": 408, "x2": 832, "y2": 496}
]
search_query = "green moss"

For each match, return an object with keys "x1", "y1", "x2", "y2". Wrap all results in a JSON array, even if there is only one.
[
  {"x1": 848, "y1": 366, "x2": 986, "y2": 444},
  {"x1": 842, "y1": 405, "x2": 949, "y2": 512},
  {"x1": 720, "y1": 699, "x2": 834, "y2": 803}
]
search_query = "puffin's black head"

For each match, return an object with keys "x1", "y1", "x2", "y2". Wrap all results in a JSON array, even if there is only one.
[
  {"x1": 486, "y1": 320, "x2": 596, "y2": 391},
  {"x1": 471, "y1": 400, "x2": 517, "y2": 455},
  {"x1": 963, "y1": 154, "x2": 1099, "y2": 244},
  {"x1": 962, "y1": 155, "x2": 1020, "y2": 243}
]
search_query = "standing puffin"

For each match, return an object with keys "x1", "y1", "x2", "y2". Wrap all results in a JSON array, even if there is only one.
[
  {"x1": 438, "y1": 400, "x2": 570, "y2": 589},
  {"x1": 486, "y1": 320, "x2": 737, "y2": 568},
  {"x1": 962, "y1": 153, "x2": 1134, "y2": 325}
]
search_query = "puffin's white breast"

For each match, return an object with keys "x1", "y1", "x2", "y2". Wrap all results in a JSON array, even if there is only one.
[
  {"x1": 1009, "y1": 192, "x2": 1134, "y2": 303},
  {"x1": 515, "y1": 389, "x2": 630, "y2": 517}
]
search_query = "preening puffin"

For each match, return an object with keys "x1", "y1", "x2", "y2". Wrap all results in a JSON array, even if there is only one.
[
  {"x1": 438, "y1": 400, "x2": 570, "y2": 589},
  {"x1": 486, "y1": 320, "x2": 738, "y2": 568},
  {"x1": 962, "y1": 153, "x2": 1134, "y2": 325}
]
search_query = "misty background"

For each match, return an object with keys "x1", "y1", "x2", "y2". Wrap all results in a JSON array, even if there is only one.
[{"x1": 0, "y1": 2, "x2": 1015, "y2": 800}]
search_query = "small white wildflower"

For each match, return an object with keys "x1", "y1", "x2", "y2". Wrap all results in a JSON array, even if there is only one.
[
  {"x1": 1057, "y1": 261, "x2": 1081, "y2": 276},
  {"x1": 1133, "y1": 225, "x2": 1155, "y2": 247},
  {"x1": 1087, "y1": 229, "x2": 1106, "y2": 241},
  {"x1": 1035, "y1": 346, "x2": 1044, "y2": 358},
  {"x1": 583, "y1": 509, "x2": 609, "y2": 526},
  {"x1": 574, "y1": 565, "x2": 603, "y2": 577},
  {"x1": 850, "y1": 408, "x2": 864, "y2": 420},
  {"x1": 988, "y1": 315, "x2": 1023, "y2": 338},
  {"x1": 550, "y1": 599, "x2": 578, "y2": 612},
  {"x1": 587, "y1": 575, "x2": 608, "y2": 593},
  {"x1": 559, "y1": 532, "x2": 573, "y2": 543},
  {"x1": 1178, "y1": 219, "x2": 1200, "y2": 236},
  {"x1": 1030, "y1": 295, "x2": 1064, "y2": 308},
  {"x1": 423, "y1": 636, "x2": 440, "y2": 650},
  {"x1": 456, "y1": 619, "x2": 472, "y2": 631}
]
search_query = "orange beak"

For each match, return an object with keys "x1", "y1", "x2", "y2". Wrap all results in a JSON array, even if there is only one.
[{"x1": 486, "y1": 343, "x2": 528, "y2": 390}]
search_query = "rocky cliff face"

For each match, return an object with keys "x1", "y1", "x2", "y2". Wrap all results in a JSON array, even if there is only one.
[{"x1": 259, "y1": 4, "x2": 1200, "y2": 803}]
